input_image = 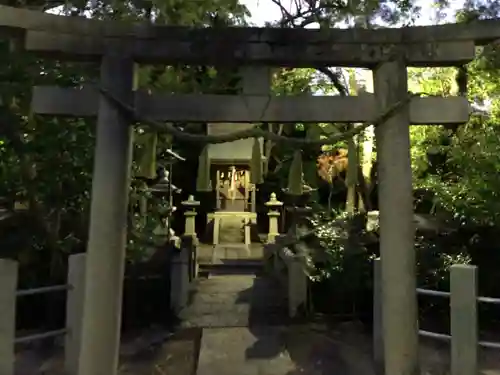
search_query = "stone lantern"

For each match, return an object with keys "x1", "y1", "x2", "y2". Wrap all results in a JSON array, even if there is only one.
[
  {"x1": 181, "y1": 195, "x2": 200, "y2": 243},
  {"x1": 265, "y1": 192, "x2": 283, "y2": 243}
]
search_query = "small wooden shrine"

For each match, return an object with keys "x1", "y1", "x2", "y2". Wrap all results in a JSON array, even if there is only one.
[
  {"x1": 201, "y1": 122, "x2": 264, "y2": 248},
  {"x1": 208, "y1": 122, "x2": 263, "y2": 212},
  {"x1": 194, "y1": 68, "x2": 271, "y2": 248}
]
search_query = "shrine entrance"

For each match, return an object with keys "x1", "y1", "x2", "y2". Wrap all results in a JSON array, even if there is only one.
[
  {"x1": 215, "y1": 165, "x2": 252, "y2": 212},
  {"x1": 206, "y1": 120, "x2": 263, "y2": 249},
  {"x1": 208, "y1": 164, "x2": 257, "y2": 249}
]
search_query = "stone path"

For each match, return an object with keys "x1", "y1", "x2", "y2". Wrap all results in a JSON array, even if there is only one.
[
  {"x1": 179, "y1": 249, "x2": 375, "y2": 375},
  {"x1": 180, "y1": 273, "x2": 288, "y2": 328}
]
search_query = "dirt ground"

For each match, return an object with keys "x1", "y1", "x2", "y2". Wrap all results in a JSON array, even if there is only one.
[
  {"x1": 14, "y1": 322, "x2": 500, "y2": 375},
  {"x1": 15, "y1": 326, "x2": 199, "y2": 375}
]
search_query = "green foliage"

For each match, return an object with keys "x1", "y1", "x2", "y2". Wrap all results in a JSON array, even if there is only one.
[
  {"x1": 307, "y1": 212, "x2": 473, "y2": 317},
  {"x1": 409, "y1": 52, "x2": 500, "y2": 225},
  {"x1": 2, "y1": 0, "x2": 500, "y2": 321},
  {"x1": 0, "y1": 0, "x2": 251, "y2": 278}
]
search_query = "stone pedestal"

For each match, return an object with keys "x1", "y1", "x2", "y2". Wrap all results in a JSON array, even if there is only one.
[
  {"x1": 267, "y1": 212, "x2": 280, "y2": 242},
  {"x1": 184, "y1": 212, "x2": 197, "y2": 237},
  {"x1": 286, "y1": 205, "x2": 312, "y2": 235}
]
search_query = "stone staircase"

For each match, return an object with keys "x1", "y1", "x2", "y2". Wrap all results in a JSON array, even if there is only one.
[{"x1": 218, "y1": 217, "x2": 245, "y2": 244}]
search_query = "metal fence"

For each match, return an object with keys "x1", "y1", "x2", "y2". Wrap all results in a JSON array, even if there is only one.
[
  {"x1": 373, "y1": 258, "x2": 500, "y2": 375},
  {"x1": 0, "y1": 253, "x2": 85, "y2": 375}
]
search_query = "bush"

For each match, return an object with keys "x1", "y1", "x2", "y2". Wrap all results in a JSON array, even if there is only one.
[{"x1": 307, "y1": 211, "x2": 474, "y2": 327}]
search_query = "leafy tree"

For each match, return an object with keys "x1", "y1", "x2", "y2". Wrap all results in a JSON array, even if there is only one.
[{"x1": 0, "y1": 0, "x2": 251, "y2": 280}]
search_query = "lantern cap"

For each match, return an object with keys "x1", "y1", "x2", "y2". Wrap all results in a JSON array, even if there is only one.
[
  {"x1": 265, "y1": 192, "x2": 283, "y2": 207},
  {"x1": 182, "y1": 195, "x2": 200, "y2": 207}
]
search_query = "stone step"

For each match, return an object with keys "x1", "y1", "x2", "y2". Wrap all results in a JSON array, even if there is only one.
[
  {"x1": 198, "y1": 262, "x2": 263, "y2": 277},
  {"x1": 220, "y1": 229, "x2": 244, "y2": 233},
  {"x1": 196, "y1": 244, "x2": 263, "y2": 265},
  {"x1": 219, "y1": 236, "x2": 244, "y2": 242},
  {"x1": 219, "y1": 231, "x2": 243, "y2": 234},
  {"x1": 219, "y1": 227, "x2": 244, "y2": 232}
]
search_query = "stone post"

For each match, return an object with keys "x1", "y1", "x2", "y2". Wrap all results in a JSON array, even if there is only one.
[
  {"x1": 244, "y1": 216, "x2": 251, "y2": 249},
  {"x1": 181, "y1": 195, "x2": 200, "y2": 279},
  {"x1": 265, "y1": 193, "x2": 283, "y2": 243},
  {"x1": 450, "y1": 264, "x2": 478, "y2": 375},
  {"x1": 65, "y1": 253, "x2": 86, "y2": 375},
  {"x1": 372, "y1": 258, "x2": 384, "y2": 375},
  {"x1": 170, "y1": 236, "x2": 192, "y2": 314},
  {"x1": 181, "y1": 195, "x2": 200, "y2": 242},
  {"x1": 374, "y1": 60, "x2": 419, "y2": 375},
  {"x1": 0, "y1": 259, "x2": 17, "y2": 375},
  {"x1": 288, "y1": 251, "x2": 308, "y2": 319}
]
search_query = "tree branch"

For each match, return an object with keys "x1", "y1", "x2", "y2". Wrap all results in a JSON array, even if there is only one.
[{"x1": 316, "y1": 66, "x2": 349, "y2": 96}]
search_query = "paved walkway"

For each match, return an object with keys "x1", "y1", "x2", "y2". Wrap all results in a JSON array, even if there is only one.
[{"x1": 179, "y1": 244, "x2": 375, "y2": 375}]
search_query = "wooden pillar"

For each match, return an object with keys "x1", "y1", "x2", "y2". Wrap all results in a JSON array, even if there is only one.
[
  {"x1": 0, "y1": 259, "x2": 17, "y2": 375},
  {"x1": 244, "y1": 171, "x2": 249, "y2": 211},
  {"x1": 78, "y1": 50, "x2": 134, "y2": 375},
  {"x1": 229, "y1": 166, "x2": 236, "y2": 202},
  {"x1": 216, "y1": 170, "x2": 221, "y2": 210},
  {"x1": 373, "y1": 60, "x2": 419, "y2": 375},
  {"x1": 250, "y1": 185, "x2": 256, "y2": 213}
]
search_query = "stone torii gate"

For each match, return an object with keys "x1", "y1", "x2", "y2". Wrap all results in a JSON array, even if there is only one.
[{"x1": 2, "y1": 5, "x2": 500, "y2": 375}]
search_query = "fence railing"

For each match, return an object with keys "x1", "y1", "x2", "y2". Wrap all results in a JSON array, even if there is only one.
[
  {"x1": 265, "y1": 234, "x2": 309, "y2": 318},
  {"x1": 0, "y1": 253, "x2": 85, "y2": 375},
  {"x1": 0, "y1": 236, "x2": 197, "y2": 375},
  {"x1": 373, "y1": 258, "x2": 500, "y2": 375}
]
